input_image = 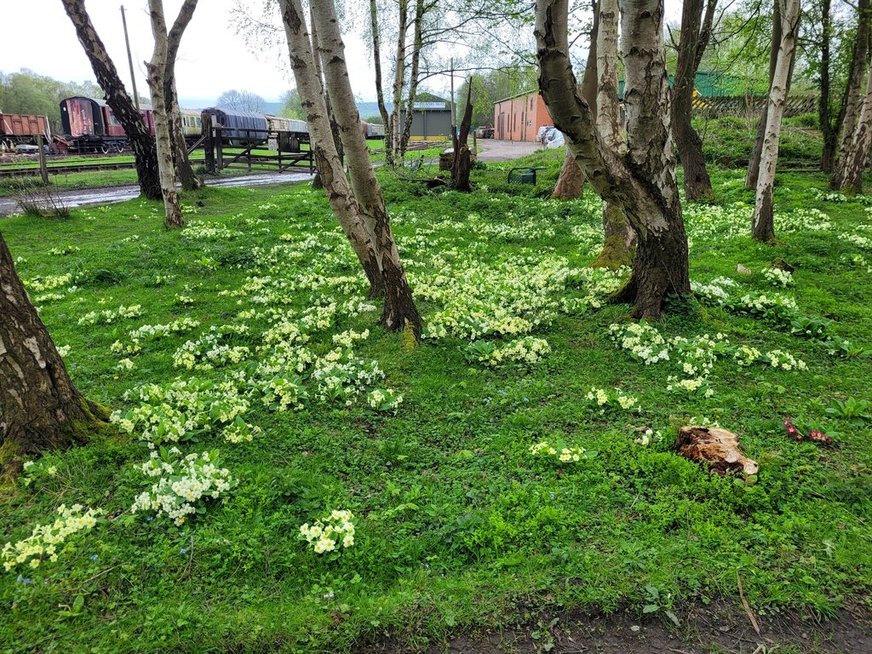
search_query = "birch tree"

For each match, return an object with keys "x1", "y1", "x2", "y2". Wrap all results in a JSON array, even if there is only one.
[
  {"x1": 671, "y1": 0, "x2": 717, "y2": 201},
  {"x1": 592, "y1": 0, "x2": 634, "y2": 268},
  {"x1": 398, "y1": 0, "x2": 427, "y2": 159},
  {"x1": 278, "y1": 0, "x2": 383, "y2": 297},
  {"x1": 551, "y1": 0, "x2": 599, "y2": 201},
  {"x1": 536, "y1": 0, "x2": 690, "y2": 318},
  {"x1": 0, "y1": 234, "x2": 107, "y2": 473},
  {"x1": 310, "y1": 0, "x2": 423, "y2": 335},
  {"x1": 165, "y1": 0, "x2": 202, "y2": 192},
  {"x1": 146, "y1": 0, "x2": 186, "y2": 229},
  {"x1": 370, "y1": 0, "x2": 392, "y2": 131},
  {"x1": 751, "y1": 0, "x2": 801, "y2": 242},
  {"x1": 386, "y1": 0, "x2": 409, "y2": 167},
  {"x1": 831, "y1": 60, "x2": 872, "y2": 194},
  {"x1": 831, "y1": 0, "x2": 871, "y2": 190},
  {"x1": 61, "y1": 0, "x2": 161, "y2": 201}
]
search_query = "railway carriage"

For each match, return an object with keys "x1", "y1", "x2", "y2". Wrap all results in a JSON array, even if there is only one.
[
  {"x1": 59, "y1": 96, "x2": 156, "y2": 153},
  {"x1": 201, "y1": 107, "x2": 268, "y2": 146}
]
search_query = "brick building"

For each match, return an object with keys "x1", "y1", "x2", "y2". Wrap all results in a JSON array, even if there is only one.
[{"x1": 493, "y1": 90, "x2": 554, "y2": 142}]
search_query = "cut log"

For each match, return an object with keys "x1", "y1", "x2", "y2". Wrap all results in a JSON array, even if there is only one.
[{"x1": 675, "y1": 426, "x2": 759, "y2": 475}]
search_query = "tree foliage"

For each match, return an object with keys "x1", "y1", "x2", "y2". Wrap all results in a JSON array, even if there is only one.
[
  {"x1": 217, "y1": 89, "x2": 266, "y2": 113},
  {"x1": 0, "y1": 69, "x2": 102, "y2": 133}
]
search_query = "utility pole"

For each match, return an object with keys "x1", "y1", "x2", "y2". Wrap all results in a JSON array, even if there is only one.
[
  {"x1": 121, "y1": 5, "x2": 140, "y2": 111},
  {"x1": 449, "y1": 57, "x2": 455, "y2": 137}
]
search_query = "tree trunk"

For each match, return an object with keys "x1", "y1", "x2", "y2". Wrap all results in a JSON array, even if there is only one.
[
  {"x1": 551, "y1": 0, "x2": 598, "y2": 201},
  {"x1": 671, "y1": 0, "x2": 716, "y2": 201},
  {"x1": 819, "y1": 0, "x2": 836, "y2": 172},
  {"x1": 386, "y1": 0, "x2": 409, "y2": 167},
  {"x1": 310, "y1": 5, "x2": 344, "y2": 168},
  {"x1": 592, "y1": 0, "x2": 635, "y2": 268},
  {"x1": 310, "y1": 0, "x2": 422, "y2": 336},
  {"x1": 831, "y1": 0, "x2": 871, "y2": 188},
  {"x1": 451, "y1": 81, "x2": 474, "y2": 191},
  {"x1": 747, "y1": 0, "x2": 784, "y2": 189},
  {"x1": 752, "y1": 0, "x2": 801, "y2": 242},
  {"x1": 61, "y1": 0, "x2": 161, "y2": 201},
  {"x1": 536, "y1": 0, "x2": 690, "y2": 319},
  {"x1": 279, "y1": 0, "x2": 383, "y2": 297},
  {"x1": 399, "y1": 0, "x2": 425, "y2": 160},
  {"x1": 0, "y1": 235, "x2": 106, "y2": 470},
  {"x1": 147, "y1": 0, "x2": 184, "y2": 229},
  {"x1": 552, "y1": 148, "x2": 585, "y2": 199},
  {"x1": 370, "y1": 0, "x2": 392, "y2": 132},
  {"x1": 833, "y1": 61, "x2": 872, "y2": 193},
  {"x1": 165, "y1": 0, "x2": 202, "y2": 191}
]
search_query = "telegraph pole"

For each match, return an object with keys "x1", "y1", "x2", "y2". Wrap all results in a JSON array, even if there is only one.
[
  {"x1": 121, "y1": 5, "x2": 140, "y2": 111},
  {"x1": 449, "y1": 57, "x2": 455, "y2": 135}
]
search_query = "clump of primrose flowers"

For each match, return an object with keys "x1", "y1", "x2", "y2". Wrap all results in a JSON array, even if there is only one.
[
  {"x1": 300, "y1": 510, "x2": 356, "y2": 555},
  {"x1": 2, "y1": 504, "x2": 101, "y2": 572},
  {"x1": 529, "y1": 441, "x2": 589, "y2": 463}
]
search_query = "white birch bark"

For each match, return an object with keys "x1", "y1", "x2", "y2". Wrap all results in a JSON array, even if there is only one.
[
  {"x1": 310, "y1": 0, "x2": 422, "y2": 335},
  {"x1": 834, "y1": 59, "x2": 872, "y2": 193},
  {"x1": 278, "y1": 0, "x2": 383, "y2": 295},
  {"x1": 593, "y1": 0, "x2": 634, "y2": 267},
  {"x1": 752, "y1": 0, "x2": 801, "y2": 242},
  {"x1": 146, "y1": 0, "x2": 183, "y2": 229},
  {"x1": 535, "y1": 0, "x2": 690, "y2": 318}
]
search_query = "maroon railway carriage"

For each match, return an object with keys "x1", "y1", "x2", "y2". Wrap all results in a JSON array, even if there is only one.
[{"x1": 59, "y1": 96, "x2": 155, "y2": 153}]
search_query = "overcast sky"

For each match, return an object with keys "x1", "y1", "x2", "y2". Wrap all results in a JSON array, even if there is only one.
[
  {"x1": 0, "y1": 0, "x2": 382, "y2": 107},
  {"x1": 1, "y1": 1, "x2": 684, "y2": 108}
]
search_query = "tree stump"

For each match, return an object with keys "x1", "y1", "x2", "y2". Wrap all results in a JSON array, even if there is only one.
[{"x1": 675, "y1": 426, "x2": 759, "y2": 476}]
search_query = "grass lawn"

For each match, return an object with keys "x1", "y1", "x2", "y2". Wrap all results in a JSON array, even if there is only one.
[{"x1": 0, "y1": 152, "x2": 870, "y2": 653}]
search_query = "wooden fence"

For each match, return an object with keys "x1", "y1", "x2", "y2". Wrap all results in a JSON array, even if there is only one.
[
  {"x1": 200, "y1": 115, "x2": 313, "y2": 175},
  {"x1": 692, "y1": 95, "x2": 817, "y2": 117}
]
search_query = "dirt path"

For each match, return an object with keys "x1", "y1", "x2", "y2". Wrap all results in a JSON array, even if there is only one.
[
  {"x1": 477, "y1": 139, "x2": 545, "y2": 162},
  {"x1": 371, "y1": 601, "x2": 871, "y2": 653}
]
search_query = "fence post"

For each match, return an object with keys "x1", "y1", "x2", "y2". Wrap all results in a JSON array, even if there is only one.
[
  {"x1": 37, "y1": 134, "x2": 49, "y2": 185},
  {"x1": 216, "y1": 127, "x2": 224, "y2": 172},
  {"x1": 203, "y1": 114, "x2": 215, "y2": 174}
]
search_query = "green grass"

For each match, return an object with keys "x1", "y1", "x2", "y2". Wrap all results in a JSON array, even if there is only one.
[{"x1": 0, "y1": 156, "x2": 870, "y2": 653}]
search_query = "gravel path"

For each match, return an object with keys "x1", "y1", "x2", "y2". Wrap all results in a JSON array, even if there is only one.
[{"x1": 477, "y1": 139, "x2": 545, "y2": 162}]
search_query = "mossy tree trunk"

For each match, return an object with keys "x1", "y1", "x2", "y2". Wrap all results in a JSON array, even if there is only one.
[
  {"x1": 536, "y1": 0, "x2": 689, "y2": 318},
  {"x1": 61, "y1": 0, "x2": 161, "y2": 201},
  {"x1": 0, "y1": 235, "x2": 105, "y2": 470}
]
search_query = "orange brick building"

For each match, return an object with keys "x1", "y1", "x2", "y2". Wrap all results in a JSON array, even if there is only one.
[{"x1": 493, "y1": 90, "x2": 554, "y2": 142}]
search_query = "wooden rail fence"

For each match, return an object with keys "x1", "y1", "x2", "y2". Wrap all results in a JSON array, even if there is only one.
[
  {"x1": 201, "y1": 115, "x2": 313, "y2": 175},
  {"x1": 692, "y1": 95, "x2": 817, "y2": 117}
]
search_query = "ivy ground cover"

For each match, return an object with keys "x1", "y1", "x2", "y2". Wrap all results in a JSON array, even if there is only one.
[{"x1": 0, "y1": 157, "x2": 870, "y2": 652}]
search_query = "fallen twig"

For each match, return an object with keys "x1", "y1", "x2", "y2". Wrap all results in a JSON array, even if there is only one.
[{"x1": 737, "y1": 571, "x2": 762, "y2": 636}]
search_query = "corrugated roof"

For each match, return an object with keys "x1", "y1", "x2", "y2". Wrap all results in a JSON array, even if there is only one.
[{"x1": 493, "y1": 89, "x2": 539, "y2": 105}]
